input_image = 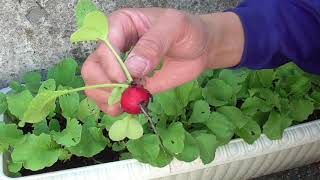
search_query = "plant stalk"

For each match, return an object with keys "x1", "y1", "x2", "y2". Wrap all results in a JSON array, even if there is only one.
[
  {"x1": 104, "y1": 40, "x2": 133, "y2": 83},
  {"x1": 67, "y1": 83, "x2": 129, "y2": 93}
]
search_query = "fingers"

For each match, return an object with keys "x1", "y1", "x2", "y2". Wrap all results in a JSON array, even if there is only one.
[
  {"x1": 125, "y1": 9, "x2": 188, "y2": 78},
  {"x1": 97, "y1": 102, "x2": 122, "y2": 117},
  {"x1": 144, "y1": 56, "x2": 207, "y2": 94},
  {"x1": 94, "y1": 42, "x2": 126, "y2": 83},
  {"x1": 81, "y1": 58, "x2": 111, "y2": 103},
  {"x1": 95, "y1": 8, "x2": 164, "y2": 83}
]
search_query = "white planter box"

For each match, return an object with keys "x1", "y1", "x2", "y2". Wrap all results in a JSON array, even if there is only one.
[{"x1": 1, "y1": 87, "x2": 320, "y2": 180}]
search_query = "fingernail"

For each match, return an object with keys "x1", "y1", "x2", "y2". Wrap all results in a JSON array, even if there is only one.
[{"x1": 125, "y1": 56, "x2": 148, "y2": 77}]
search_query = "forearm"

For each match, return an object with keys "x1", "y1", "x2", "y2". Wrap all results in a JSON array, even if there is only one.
[
  {"x1": 200, "y1": 12, "x2": 244, "y2": 70},
  {"x1": 201, "y1": 0, "x2": 320, "y2": 74}
]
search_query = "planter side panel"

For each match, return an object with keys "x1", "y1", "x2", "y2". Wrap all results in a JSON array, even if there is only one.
[{"x1": 153, "y1": 142, "x2": 320, "y2": 180}]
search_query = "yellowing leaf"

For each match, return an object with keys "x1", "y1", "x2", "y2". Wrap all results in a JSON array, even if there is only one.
[
  {"x1": 22, "y1": 91, "x2": 66, "y2": 123},
  {"x1": 108, "y1": 87, "x2": 126, "y2": 105},
  {"x1": 70, "y1": 11, "x2": 109, "y2": 43},
  {"x1": 75, "y1": 0, "x2": 98, "y2": 27},
  {"x1": 109, "y1": 116, "x2": 143, "y2": 141}
]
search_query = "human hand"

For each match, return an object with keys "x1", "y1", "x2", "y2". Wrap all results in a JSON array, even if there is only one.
[{"x1": 81, "y1": 8, "x2": 244, "y2": 116}]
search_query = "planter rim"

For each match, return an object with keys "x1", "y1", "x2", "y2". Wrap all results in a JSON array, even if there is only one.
[{"x1": 1, "y1": 87, "x2": 320, "y2": 179}]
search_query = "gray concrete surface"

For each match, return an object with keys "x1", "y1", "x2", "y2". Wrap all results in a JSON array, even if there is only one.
[{"x1": 0, "y1": 0, "x2": 239, "y2": 88}]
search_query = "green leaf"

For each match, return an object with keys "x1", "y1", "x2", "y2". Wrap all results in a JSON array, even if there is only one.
[
  {"x1": 75, "y1": 0, "x2": 98, "y2": 27},
  {"x1": 289, "y1": 76, "x2": 311, "y2": 96},
  {"x1": 0, "y1": 92, "x2": 7, "y2": 114},
  {"x1": 235, "y1": 118, "x2": 261, "y2": 144},
  {"x1": 59, "y1": 92, "x2": 80, "y2": 118},
  {"x1": 152, "y1": 81, "x2": 200, "y2": 116},
  {"x1": 250, "y1": 88, "x2": 280, "y2": 109},
  {"x1": 58, "y1": 149, "x2": 72, "y2": 161},
  {"x1": 9, "y1": 81, "x2": 25, "y2": 93},
  {"x1": 32, "y1": 121, "x2": 50, "y2": 135},
  {"x1": 206, "y1": 112, "x2": 235, "y2": 144},
  {"x1": 11, "y1": 134, "x2": 60, "y2": 171},
  {"x1": 263, "y1": 110, "x2": 292, "y2": 140},
  {"x1": 241, "y1": 97, "x2": 272, "y2": 116},
  {"x1": 311, "y1": 91, "x2": 320, "y2": 109},
  {"x1": 38, "y1": 79, "x2": 56, "y2": 93},
  {"x1": 7, "y1": 90, "x2": 33, "y2": 120},
  {"x1": 112, "y1": 141, "x2": 126, "y2": 152},
  {"x1": 148, "y1": 149, "x2": 173, "y2": 168},
  {"x1": 155, "y1": 90, "x2": 184, "y2": 116},
  {"x1": 256, "y1": 69, "x2": 274, "y2": 88},
  {"x1": 68, "y1": 76, "x2": 85, "y2": 88},
  {"x1": 217, "y1": 106, "x2": 248, "y2": 128},
  {"x1": 67, "y1": 126, "x2": 107, "y2": 157},
  {"x1": 109, "y1": 116, "x2": 143, "y2": 141},
  {"x1": 23, "y1": 72, "x2": 41, "y2": 94},
  {"x1": 101, "y1": 113, "x2": 127, "y2": 130},
  {"x1": 159, "y1": 122, "x2": 185, "y2": 154},
  {"x1": 119, "y1": 152, "x2": 132, "y2": 160},
  {"x1": 189, "y1": 100, "x2": 210, "y2": 123},
  {"x1": 71, "y1": 11, "x2": 109, "y2": 43},
  {"x1": 175, "y1": 132, "x2": 199, "y2": 162},
  {"x1": 52, "y1": 118, "x2": 82, "y2": 147},
  {"x1": 194, "y1": 133, "x2": 219, "y2": 164},
  {"x1": 176, "y1": 81, "x2": 202, "y2": 106},
  {"x1": 108, "y1": 87, "x2": 126, "y2": 105},
  {"x1": 49, "y1": 119, "x2": 61, "y2": 132},
  {"x1": 0, "y1": 123, "x2": 25, "y2": 151},
  {"x1": 218, "y1": 69, "x2": 249, "y2": 93},
  {"x1": 22, "y1": 91, "x2": 65, "y2": 123},
  {"x1": 48, "y1": 58, "x2": 78, "y2": 87},
  {"x1": 203, "y1": 79, "x2": 234, "y2": 107},
  {"x1": 127, "y1": 134, "x2": 160, "y2": 163},
  {"x1": 77, "y1": 98, "x2": 100, "y2": 122},
  {"x1": 289, "y1": 99, "x2": 314, "y2": 122},
  {"x1": 8, "y1": 161, "x2": 23, "y2": 173}
]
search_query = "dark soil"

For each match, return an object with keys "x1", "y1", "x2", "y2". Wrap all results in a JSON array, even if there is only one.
[{"x1": 20, "y1": 146, "x2": 121, "y2": 176}]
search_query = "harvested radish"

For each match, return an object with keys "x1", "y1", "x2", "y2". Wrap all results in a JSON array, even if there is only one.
[{"x1": 120, "y1": 86, "x2": 151, "y2": 114}]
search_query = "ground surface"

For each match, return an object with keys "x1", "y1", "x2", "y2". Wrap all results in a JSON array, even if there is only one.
[{"x1": 253, "y1": 161, "x2": 320, "y2": 180}]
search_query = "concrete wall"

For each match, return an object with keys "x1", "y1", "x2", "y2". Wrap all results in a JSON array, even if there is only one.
[{"x1": 0, "y1": 0, "x2": 239, "y2": 88}]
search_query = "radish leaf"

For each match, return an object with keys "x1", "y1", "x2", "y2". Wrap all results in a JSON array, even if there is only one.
[
  {"x1": 52, "y1": 118, "x2": 82, "y2": 147},
  {"x1": 71, "y1": 11, "x2": 109, "y2": 43},
  {"x1": 108, "y1": 87, "x2": 126, "y2": 105},
  {"x1": 75, "y1": 0, "x2": 97, "y2": 27},
  {"x1": 109, "y1": 116, "x2": 143, "y2": 141},
  {"x1": 7, "y1": 90, "x2": 33, "y2": 120}
]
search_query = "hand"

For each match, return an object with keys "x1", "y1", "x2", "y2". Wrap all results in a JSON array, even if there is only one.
[{"x1": 81, "y1": 8, "x2": 244, "y2": 116}]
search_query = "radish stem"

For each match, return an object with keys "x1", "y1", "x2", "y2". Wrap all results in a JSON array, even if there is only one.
[
  {"x1": 104, "y1": 40, "x2": 133, "y2": 83},
  {"x1": 67, "y1": 83, "x2": 129, "y2": 93}
]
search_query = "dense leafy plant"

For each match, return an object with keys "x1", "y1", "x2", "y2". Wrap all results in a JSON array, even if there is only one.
[{"x1": 1, "y1": 0, "x2": 320, "y2": 176}]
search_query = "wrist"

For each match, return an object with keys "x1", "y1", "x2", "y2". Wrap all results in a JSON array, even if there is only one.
[{"x1": 200, "y1": 12, "x2": 244, "y2": 70}]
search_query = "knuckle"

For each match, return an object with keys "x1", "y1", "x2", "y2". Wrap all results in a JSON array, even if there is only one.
[
  {"x1": 110, "y1": 9, "x2": 132, "y2": 22},
  {"x1": 165, "y1": 9, "x2": 189, "y2": 25},
  {"x1": 136, "y1": 37, "x2": 163, "y2": 59}
]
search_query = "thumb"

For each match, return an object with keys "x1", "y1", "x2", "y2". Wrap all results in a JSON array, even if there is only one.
[{"x1": 125, "y1": 10, "x2": 185, "y2": 78}]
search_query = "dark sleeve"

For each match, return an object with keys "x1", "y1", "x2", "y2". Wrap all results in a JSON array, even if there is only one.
[{"x1": 228, "y1": 0, "x2": 320, "y2": 74}]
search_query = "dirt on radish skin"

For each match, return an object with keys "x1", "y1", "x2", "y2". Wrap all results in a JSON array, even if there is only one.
[{"x1": 120, "y1": 86, "x2": 151, "y2": 114}]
